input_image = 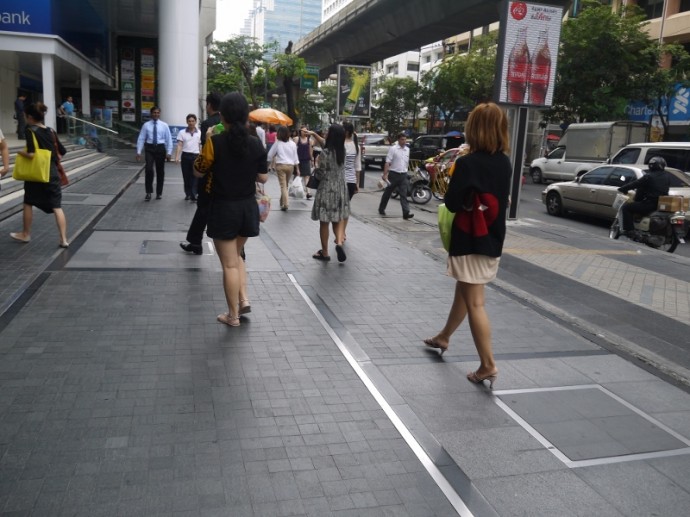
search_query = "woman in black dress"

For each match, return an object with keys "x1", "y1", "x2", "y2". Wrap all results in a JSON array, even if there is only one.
[
  {"x1": 194, "y1": 93, "x2": 268, "y2": 327},
  {"x1": 10, "y1": 102, "x2": 69, "y2": 248}
]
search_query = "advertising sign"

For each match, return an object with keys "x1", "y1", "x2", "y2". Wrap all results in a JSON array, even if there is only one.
[
  {"x1": 300, "y1": 64, "x2": 319, "y2": 90},
  {"x1": 626, "y1": 85, "x2": 690, "y2": 126},
  {"x1": 495, "y1": 1, "x2": 563, "y2": 107},
  {"x1": 120, "y1": 47, "x2": 136, "y2": 122},
  {"x1": 337, "y1": 65, "x2": 372, "y2": 118},
  {"x1": 140, "y1": 48, "x2": 156, "y2": 118},
  {"x1": 0, "y1": 0, "x2": 52, "y2": 34}
]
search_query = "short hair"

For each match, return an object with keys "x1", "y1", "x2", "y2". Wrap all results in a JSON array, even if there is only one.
[
  {"x1": 396, "y1": 132, "x2": 406, "y2": 140},
  {"x1": 276, "y1": 125, "x2": 290, "y2": 142},
  {"x1": 206, "y1": 92, "x2": 221, "y2": 111},
  {"x1": 24, "y1": 102, "x2": 48, "y2": 122},
  {"x1": 150, "y1": 106, "x2": 161, "y2": 114},
  {"x1": 464, "y1": 102, "x2": 509, "y2": 154},
  {"x1": 186, "y1": 113, "x2": 197, "y2": 121}
]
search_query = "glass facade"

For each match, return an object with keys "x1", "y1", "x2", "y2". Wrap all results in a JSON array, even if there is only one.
[{"x1": 264, "y1": 0, "x2": 321, "y2": 57}]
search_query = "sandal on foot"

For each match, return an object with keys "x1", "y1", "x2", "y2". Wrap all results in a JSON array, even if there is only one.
[
  {"x1": 467, "y1": 370, "x2": 498, "y2": 389},
  {"x1": 312, "y1": 250, "x2": 330, "y2": 261},
  {"x1": 423, "y1": 337, "x2": 448, "y2": 355},
  {"x1": 59, "y1": 242, "x2": 70, "y2": 249},
  {"x1": 239, "y1": 299, "x2": 251, "y2": 315},
  {"x1": 217, "y1": 313, "x2": 240, "y2": 327},
  {"x1": 10, "y1": 232, "x2": 31, "y2": 243},
  {"x1": 335, "y1": 244, "x2": 346, "y2": 263}
]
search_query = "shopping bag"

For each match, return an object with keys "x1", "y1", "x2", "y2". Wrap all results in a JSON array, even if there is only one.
[
  {"x1": 289, "y1": 175, "x2": 305, "y2": 198},
  {"x1": 13, "y1": 130, "x2": 51, "y2": 183},
  {"x1": 256, "y1": 183, "x2": 271, "y2": 223},
  {"x1": 438, "y1": 203, "x2": 455, "y2": 252}
]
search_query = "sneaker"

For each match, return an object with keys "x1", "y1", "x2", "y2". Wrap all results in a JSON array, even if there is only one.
[{"x1": 145, "y1": 193, "x2": 151, "y2": 201}]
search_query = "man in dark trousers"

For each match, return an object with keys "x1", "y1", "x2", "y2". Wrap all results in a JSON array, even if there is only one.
[
  {"x1": 618, "y1": 156, "x2": 670, "y2": 237},
  {"x1": 180, "y1": 93, "x2": 221, "y2": 254},
  {"x1": 136, "y1": 106, "x2": 173, "y2": 200}
]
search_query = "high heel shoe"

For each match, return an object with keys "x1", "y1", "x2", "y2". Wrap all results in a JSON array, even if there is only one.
[
  {"x1": 467, "y1": 370, "x2": 498, "y2": 389},
  {"x1": 423, "y1": 338, "x2": 448, "y2": 355},
  {"x1": 217, "y1": 313, "x2": 240, "y2": 327},
  {"x1": 239, "y1": 299, "x2": 251, "y2": 315}
]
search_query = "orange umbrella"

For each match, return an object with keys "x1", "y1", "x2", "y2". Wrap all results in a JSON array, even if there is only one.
[{"x1": 249, "y1": 108, "x2": 293, "y2": 126}]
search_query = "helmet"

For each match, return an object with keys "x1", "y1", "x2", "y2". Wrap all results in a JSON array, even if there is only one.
[{"x1": 648, "y1": 156, "x2": 666, "y2": 171}]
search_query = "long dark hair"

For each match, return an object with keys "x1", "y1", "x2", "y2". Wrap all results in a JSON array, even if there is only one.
[
  {"x1": 324, "y1": 124, "x2": 345, "y2": 165},
  {"x1": 219, "y1": 92, "x2": 249, "y2": 157},
  {"x1": 342, "y1": 121, "x2": 358, "y2": 152}
]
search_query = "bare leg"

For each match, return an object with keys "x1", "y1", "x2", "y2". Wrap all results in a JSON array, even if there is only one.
[
  {"x1": 53, "y1": 208, "x2": 68, "y2": 245},
  {"x1": 214, "y1": 236, "x2": 247, "y2": 320},
  {"x1": 22, "y1": 204, "x2": 33, "y2": 237},
  {"x1": 332, "y1": 220, "x2": 346, "y2": 245},
  {"x1": 238, "y1": 242, "x2": 249, "y2": 305},
  {"x1": 319, "y1": 222, "x2": 330, "y2": 256},
  {"x1": 459, "y1": 282, "x2": 497, "y2": 375},
  {"x1": 428, "y1": 281, "x2": 468, "y2": 349}
]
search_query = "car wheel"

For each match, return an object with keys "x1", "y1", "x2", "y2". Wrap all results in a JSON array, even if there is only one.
[
  {"x1": 545, "y1": 191, "x2": 563, "y2": 216},
  {"x1": 531, "y1": 167, "x2": 543, "y2": 184}
]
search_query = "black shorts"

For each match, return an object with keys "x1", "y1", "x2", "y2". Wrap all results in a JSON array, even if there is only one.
[
  {"x1": 347, "y1": 182, "x2": 357, "y2": 200},
  {"x1": 206, "y1": 196, "x2": 260, "y2": 240}
]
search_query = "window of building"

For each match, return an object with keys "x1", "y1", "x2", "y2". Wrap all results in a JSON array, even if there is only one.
[
  {"x1": 636, "y1": 0, "x2": 665, "y2": 19},
  {"x1": 425, "y1": 55, "x2": 431, "y2": 63},
  {"x1": 680, "y1": 0, "x2": 690, "y2": 12},
  {"x1": 407, "y1": 62, "x2": 419, "y2": 72},
  {"x1": 445, "y1": 43, "x2": 455, "y2": 54}
]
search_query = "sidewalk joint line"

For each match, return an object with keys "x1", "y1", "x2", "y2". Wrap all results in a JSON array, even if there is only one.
[{"x1": 287, "y1": 273, "x2": 474, "y2": 517}]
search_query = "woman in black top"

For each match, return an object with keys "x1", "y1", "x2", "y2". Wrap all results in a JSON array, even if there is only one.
[
  {"x1": 9, "y1": 102, "x2": 69, "y2": 248},
  {"x1": 424, "y1": 103, "x2": 512, "y2": 388},
  {"x1": 194, "y1": 93, "x2": 268, "y2": 327}
]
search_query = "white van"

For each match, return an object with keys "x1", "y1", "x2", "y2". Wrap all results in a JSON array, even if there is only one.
[{"x1": 610, "y1": 142, "x2": 690, "y2": 173}]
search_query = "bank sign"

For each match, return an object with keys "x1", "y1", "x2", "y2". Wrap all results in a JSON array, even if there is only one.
[
  {"x1": 0, "y1": 0, "x2": 52, "y2": 34},
  {"x1": 627, "y1": 84, "x2": 690, "y2": 125}
]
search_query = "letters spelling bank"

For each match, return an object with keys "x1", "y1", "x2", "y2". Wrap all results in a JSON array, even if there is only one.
[{"x1": 0, "y1": 0, "x2": 51, "y2": 35}]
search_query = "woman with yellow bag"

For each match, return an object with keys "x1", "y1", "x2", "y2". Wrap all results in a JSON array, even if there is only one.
[{"x1": 9, "y1": 102, "x2": 69, "y2": 248}]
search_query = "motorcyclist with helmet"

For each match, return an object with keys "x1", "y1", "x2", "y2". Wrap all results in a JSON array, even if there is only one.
[{"x1": 617, "y1": 156, "x2": 670, "y2": 237}]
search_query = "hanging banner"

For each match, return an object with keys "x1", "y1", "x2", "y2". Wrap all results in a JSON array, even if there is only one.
[
  {"x1": 337, "y1": 65, "x2": 372, "y2": 118},
  {"x1": 494, "y1": 1, "x2": 563, "y2": 107},
  {"x1": 120, "y1": 47, "x2": 136, "y2": 122},
  {"x1": 140, "y1": 48, "x2": 156, "y2": 119}
]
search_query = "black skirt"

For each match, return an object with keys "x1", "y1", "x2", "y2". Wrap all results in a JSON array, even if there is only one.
[
  {"x1": 206, "y1": 196, "x2": 260, "y2": 240},
  {"x1": 23, "y1": 164, "x2": 62, "y2": 214}
]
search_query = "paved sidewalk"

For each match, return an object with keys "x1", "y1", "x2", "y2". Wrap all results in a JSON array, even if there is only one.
[{"x1": 1, "y1": 157, "x2": 690, "y2": 516}]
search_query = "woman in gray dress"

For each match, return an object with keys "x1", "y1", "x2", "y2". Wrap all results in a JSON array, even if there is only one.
[{"x1": 310, "y1": 124, "x2": 350, "y2": 262}]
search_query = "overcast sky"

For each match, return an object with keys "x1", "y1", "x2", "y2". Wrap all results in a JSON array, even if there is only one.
[{"x1": 214, "y1": 0, "x2": 253, "y2": 40}]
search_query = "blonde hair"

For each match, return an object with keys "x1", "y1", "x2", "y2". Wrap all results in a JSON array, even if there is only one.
[{"x1": 464, "y1": 102, "x2": 509, "y2": 155}]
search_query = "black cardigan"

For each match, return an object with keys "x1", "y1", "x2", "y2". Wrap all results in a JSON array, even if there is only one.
[{"x1": 444, "y1": 151, "x2": 512, "y2": 258}]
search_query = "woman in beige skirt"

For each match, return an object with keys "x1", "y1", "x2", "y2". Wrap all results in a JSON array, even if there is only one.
[{"x1": 423, "y1": 103, "x2": 512, "y2": 389}]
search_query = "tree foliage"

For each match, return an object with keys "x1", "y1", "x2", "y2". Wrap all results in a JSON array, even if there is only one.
[
  {"x1": 545, "y1": 0, "x2": 665, "y2": 123},
  {"x1": 207, "y1": 36, "x2": 269, "y2": 108},
  {"x1": 420, "y1": 33, "x2": 496, "y2": 131},
  {"x1": 374, "y1": 77, "x2": 419, "y2": 136},
  {"x1": 274, "y1": 49, "x2": 307, "y2": 127}
]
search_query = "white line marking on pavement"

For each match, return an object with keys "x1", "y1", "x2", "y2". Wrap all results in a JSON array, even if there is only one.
[{"x1": 288, "y1": 273, "x2": 473, "y2": 517}]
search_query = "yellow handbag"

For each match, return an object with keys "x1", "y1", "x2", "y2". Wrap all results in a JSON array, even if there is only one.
[{"x1": 13, "y1": 130, "x2": 51, "y2": 183}]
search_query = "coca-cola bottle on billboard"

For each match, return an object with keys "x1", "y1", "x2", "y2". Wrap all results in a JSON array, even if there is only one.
[
  {"x1": 529, "y1": 29, "x2": 551, "y2": 105},
  {"x1": 506, "y1": 26, "x2": 530, "y2": 104}
]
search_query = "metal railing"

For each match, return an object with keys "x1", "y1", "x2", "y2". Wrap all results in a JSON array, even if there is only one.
[{"x1": 64, "y1": 115, "x2": 137, "y2": 151}]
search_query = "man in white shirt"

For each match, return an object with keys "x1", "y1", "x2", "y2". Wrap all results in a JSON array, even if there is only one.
[
  {"x1": 255, "y1": 122, "x2": 266, "y2": 149},
  {"x1": 174, "y1": 113, "x2": 201, "y2": 201},
  {"x1": 136, "y1": 106, "x2": 173, "y2": 201},
  {"x1": 379, "y1": 133, "x2": 413, "y2": 219}
]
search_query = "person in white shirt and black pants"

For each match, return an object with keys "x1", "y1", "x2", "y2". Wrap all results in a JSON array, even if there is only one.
[
  {"x1": 136, "y1": 106, "x2": 173, "y2": 201},
  {"x1": 174, "y1": 114, "x2": 201, "y2": 201},
  {"x1": 378, "y1": 133, "x2": 413, "y2": 219}
]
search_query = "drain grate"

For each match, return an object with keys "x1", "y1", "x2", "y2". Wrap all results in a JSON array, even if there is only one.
[{"x1": 494, "y1": 385, "x2": 690, "y2": 468}]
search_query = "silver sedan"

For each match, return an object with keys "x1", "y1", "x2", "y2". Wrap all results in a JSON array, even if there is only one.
[{"x1": 541, "y1": 164, "x2": 690, "y2": 220}]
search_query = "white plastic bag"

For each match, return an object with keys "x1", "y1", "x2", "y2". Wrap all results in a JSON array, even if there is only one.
[{"x1": 289, "y1": 175, "x2": 305, "y2": 198}]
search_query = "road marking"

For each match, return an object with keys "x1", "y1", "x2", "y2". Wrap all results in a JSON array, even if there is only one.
[
  {"x1": 504, "y1": 248, "x2": 639, "y2": 255},
  {"x1": 289, "y1": 273, "x2": 474, "y2": 517}
]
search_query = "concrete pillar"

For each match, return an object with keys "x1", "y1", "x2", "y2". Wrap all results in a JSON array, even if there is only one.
[
  {"x1": 41, "y1": 54, "x2": 56, "y2": 130},
  {"x1": 159, "y1": 0, "x2": 200, "y2": 132},
  {"x1": 80, "y1": 70, "x2": 91, "y2": 118}
]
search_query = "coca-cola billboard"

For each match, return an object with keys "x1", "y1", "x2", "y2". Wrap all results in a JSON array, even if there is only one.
[{"x1": 495, "y1": 1, "x2": 563, "y2": 107}]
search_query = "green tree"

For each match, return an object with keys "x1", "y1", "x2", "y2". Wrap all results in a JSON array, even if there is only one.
[
  {"x1": 273, "y1": 46, "x2": 307, "y2": 127},
  {"x1": 296, "y1": 84, "x2": 337, "y2": 129},
  {"x1": 207, "y1": 36, "x2": 267, "y2": 108},
  {"x1": 374, "y1": 77, "x2": 419, "y2": 136},
  {"x1": 545, "y1": 0, "x2": 664, "y2": 123},
  {"x1": 420, "y1": 33, "x2": 496, "y2": 132}
]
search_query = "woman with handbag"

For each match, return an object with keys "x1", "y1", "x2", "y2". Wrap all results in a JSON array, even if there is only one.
[
  {"x1": 194, "y1": 92, "x2": 268, "y2": 327},
  {"x1": 9, "y1": 102, "x2": 69, "y2": 248},
  {"x1": 310, "y1": 124, "x2": 350, "y2": 263},
  {"x1": 423, "y1": 102, "x2": 512, "y2": 389}
]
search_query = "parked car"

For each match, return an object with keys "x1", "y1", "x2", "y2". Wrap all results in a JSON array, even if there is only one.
[
  {"x1": 359, "y1": 133, "x2": 390, "y2": 168},
  {"x1": 541, "y1": 164, "x2": 690, "y2": 220},
  {"x1": 410, "y1": 134, "x2": 465, "y2": 161},
  {"x1": 610, "y1": 142, "x2": 690, "y2": 173},
  {"x1": 529, "y1": 146, "x2": 595, "y2": 184}
]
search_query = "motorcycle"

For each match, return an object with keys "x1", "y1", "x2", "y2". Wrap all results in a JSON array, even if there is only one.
[
  {"x1": 609, "y1": 193, "x2": 689, "y2": 253},
  {"x1": 390, "y1": 166, "x2": 432, "y2": 204}
]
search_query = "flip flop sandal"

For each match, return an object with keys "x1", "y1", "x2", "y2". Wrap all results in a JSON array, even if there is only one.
[
  {"x1": 335, "y1": 244, "x2": 346, "y2": 263},
  {"x1": 312, "y1": 250, "x2": 330, "y2": 261},
  {"x1": 217, "y1": 313, "x2": 240, "y2": 327}
]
